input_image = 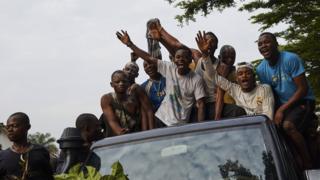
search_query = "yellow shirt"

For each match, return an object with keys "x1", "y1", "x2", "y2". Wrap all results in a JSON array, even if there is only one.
[
  {"x1": 223, "y1": 69, "x2": 236, "y2": 104},
  {"x1": 189, "y1": 61, "x2": 196, "y2": 71}
]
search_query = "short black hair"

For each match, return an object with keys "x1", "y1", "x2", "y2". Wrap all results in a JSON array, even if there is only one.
[
  {"x1": 8, "y1": 112, "x2": 30, "y2": 126},
  {"x1": 259, "y1": 32, "x2": 278, "y2": 44},
  {"x1": 205, "y1": 32, "x2": 218, "y2": 45},
  {"x1": 176, "y1": 45, "x2": 192, "y2": 60},
  {"x1": 219, "y1": 45, "x2": 235, "y2": 55},
  {"x1": 111, "y1": 70, "x2": 126, "y2": 81},
  {"x1": 75, "y1": 113, "x2": 98, "y2": 130}
]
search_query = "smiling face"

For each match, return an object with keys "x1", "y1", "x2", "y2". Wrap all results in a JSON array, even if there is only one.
[
  {"x1": 143, "y1": 61, "x2": 158, "y2": 78},
  {"x1": 174, "y1": 49, "x2": 192, "y2": 75},
  {"x1": 236, "y1": 67, "x2": 256, "y2": 92},
  {"x1": 258, "y1": 34, "x2": 279, "y2": 61},
  {"x1": 111, "y1": 71, "x2": 129, "y2": 94}
]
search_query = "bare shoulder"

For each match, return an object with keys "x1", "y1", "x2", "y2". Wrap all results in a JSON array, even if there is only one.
[
  {"x1": 130, "y1": 84, "x2": 145, "y2": 94},
  {"x1": 101, "y1": 93, "x2": 113, "y2": 105}
]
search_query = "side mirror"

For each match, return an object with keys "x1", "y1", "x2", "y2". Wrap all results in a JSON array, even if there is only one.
[{"x1": 304, "y1": 169, "x2": 320, "y2": 180}]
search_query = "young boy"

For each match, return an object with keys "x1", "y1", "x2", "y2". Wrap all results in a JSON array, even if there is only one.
[{"x1": 101, "y1": 70, "x2": 141, "y2": 135}]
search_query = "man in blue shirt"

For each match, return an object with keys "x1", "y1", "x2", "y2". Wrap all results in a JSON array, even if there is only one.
[
  {"x1": 141, "y1": 62, "x2": 166, "y2": 112},
  {"x1": 141, "y1": 61, "x2": 166, "y2": 128},
  {"x1": 256, "y1": 32, "x2": 316, "y2": 169}
]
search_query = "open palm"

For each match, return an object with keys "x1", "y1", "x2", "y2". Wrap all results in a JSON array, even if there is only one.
[{"x1": 195, "y1": 31, "x2": 211, "y2": 54}]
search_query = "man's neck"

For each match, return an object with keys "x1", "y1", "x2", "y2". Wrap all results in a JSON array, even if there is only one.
[
  {"x1": 12, "y1": 139, "x2": 30, "y2": 153},
  {"x1": 149, "y1": 74, "x2": 161, "y2": 81},
  {"x1": 209, "y1": 52, "x2": 216, "y2": 61},
  {"x1": 267, "y1": 51, "x2": 280, "y2": 66},
  {"x1": 129, "y1": 79, "x2": 135, "y2": 85},
  {"x1": 115, "y1": 92, "x2": 128, "y2": 102},
  {"x1": 243, "y1": 84, "x2": 257, "y2": 93},
  {"x1": 177, "y1": 68, "x2": 190, "y2": 75}
]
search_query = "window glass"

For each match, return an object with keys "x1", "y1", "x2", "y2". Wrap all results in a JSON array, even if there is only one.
[{"x1": 92, "y1": 126, "x2": 278, "y2": 180}]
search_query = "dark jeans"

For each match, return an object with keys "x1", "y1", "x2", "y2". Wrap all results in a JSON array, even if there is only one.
[
  {"x1": 204, "y1": 102, "x2": 246, "y2": 120},
  {"x1": 283, "y1": 99, "x2": 316, "y2": 133},
  {"x1": 189, "y1": 102, "x2": 246, "y2": 122},
  {"x1": 155, "y1": 117, "x2": 167, "y2": 128}
]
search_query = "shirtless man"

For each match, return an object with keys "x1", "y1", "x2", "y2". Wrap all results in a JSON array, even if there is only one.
[
  {"x1": 122, "y1": 53, "x2": 155, "y2": 130},
  {"x1": 116, "y1": 30, "x2": 206, "y2": 126},
  {"x1": 101, "y1": 70, "x2": 141, "y2": 135}
]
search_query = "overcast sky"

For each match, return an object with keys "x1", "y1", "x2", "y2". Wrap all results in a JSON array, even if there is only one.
[{"x1": 0, "y1": 0, "x2": 280, "y2": 139}]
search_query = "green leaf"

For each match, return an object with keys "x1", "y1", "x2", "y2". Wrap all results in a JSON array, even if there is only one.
[
  {"x1": 111, "y1": 161, "x2": 124, "y2": 176},
  {"x1": 67, "y1": 164, "x2": 82, "y2": 175},
  {"x1": 85, "y1": 166, "x2": 102, "y2": 180}
]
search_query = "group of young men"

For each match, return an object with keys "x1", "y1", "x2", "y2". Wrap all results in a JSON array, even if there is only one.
[
  {"x1": 0, "y1": 19, "x2": 318, "y2": 179},
  {"x1": 101, "y1": 19, "x2": 318, "y2": 170}
]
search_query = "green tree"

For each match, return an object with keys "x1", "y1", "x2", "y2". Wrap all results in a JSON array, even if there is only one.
[
  {"x1": 28, "y1": 132, "x2": 58, "y2": 156},
  {"x1": 166, "y1": 0, "x2": 320, "y2": 103}
]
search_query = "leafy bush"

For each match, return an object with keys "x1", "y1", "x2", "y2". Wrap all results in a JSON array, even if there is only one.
[{"x1": 55, "y1": 161, "x2": 129, "y2": 180}]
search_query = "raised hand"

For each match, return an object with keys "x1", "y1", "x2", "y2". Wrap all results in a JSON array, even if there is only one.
[
  {"x1": 116, "y1": 30, "x2": 131, "y2": 46},
  {"x1": 131, "y1": 52, "x2": 139, "y2": 62},
  {"x1": 147, "y1": 18, "x2": 162, "y2": 40},
  {"x1": 195, "y1": 31, "x2": 212, "y2": 55}
]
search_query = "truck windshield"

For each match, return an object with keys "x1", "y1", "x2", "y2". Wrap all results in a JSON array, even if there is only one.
[{"x1": 92, "y1": 125, "x2": 278, "y2": 180}]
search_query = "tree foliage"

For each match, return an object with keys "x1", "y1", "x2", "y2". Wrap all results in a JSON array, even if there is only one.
[
  {"x1": 166, "y1": 0, "x2": 320, "y2": 103},
  {"x1": 28, "y1": 132, "x2": 58, "y2": 156},
  {"x1": 166, "y1": 0, "x2": 236, "y2": 24},
  {"x1": 55, "y1": 161, "x2": 129, "y2": 180},
  {"x1": 218, "y1": 160, "x2": 259, "y2": 179}
]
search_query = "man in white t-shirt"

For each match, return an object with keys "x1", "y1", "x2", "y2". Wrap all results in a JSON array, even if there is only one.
[
  {"x1": 213, "y1": 61, "x2": 274, "y2": 120},
  {"x1": 116, "y1": 30, "x2": 206, "y2": 126}
]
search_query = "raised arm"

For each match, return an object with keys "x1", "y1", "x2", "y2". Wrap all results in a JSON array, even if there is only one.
[
  {"x1": 195, "y1": 30, "x2": 217, "y2": 81},
  {"x1": 148, "y1": 19, "x2": 181, "y2": 56},
  {"x1": 148, "y1": 19, "x2": 202, "y2": 61},
  {"x1": 116, "y1": 30, "x2": 158, "y2": 65},
  {"x1": 196, "y1": 31, "x2": 235, "y2": 90},
  {"x1": 214, "y1": 63, "x2": 235, "y2": 120},
  {"x1": 215, "y1": 87, "x2": 225, "y2": 120},
  {"x1": 101, "y1": 94, "x2": 129, "y2": 135}
]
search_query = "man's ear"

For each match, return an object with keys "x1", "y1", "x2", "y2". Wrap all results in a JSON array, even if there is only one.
[
  {"x1": 236, "y1": 76, "x2": 241, "y2": 84},
  {"x1": 26, "y1": 124, "x2": 31, "y2": 130},
  {"x1": 110, "y1": 82, "x2": 113, "y2": 87}
]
